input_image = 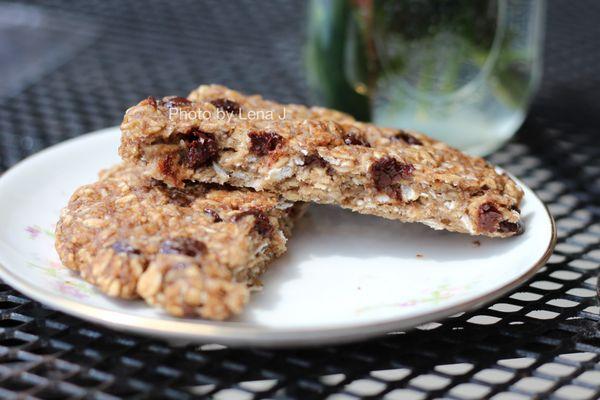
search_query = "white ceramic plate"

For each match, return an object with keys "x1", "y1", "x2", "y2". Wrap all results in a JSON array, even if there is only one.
[{"x1": 0, "y1": 127, "x2": 555, "y2": 347}]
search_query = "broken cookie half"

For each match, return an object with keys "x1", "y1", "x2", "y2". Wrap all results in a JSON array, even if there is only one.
[
  {"x1": 55, "y1": 163, "x2": 305, "y2": 320},
  {"x1": 120, "y1": 85, "x2": 523, "y2": 238}
]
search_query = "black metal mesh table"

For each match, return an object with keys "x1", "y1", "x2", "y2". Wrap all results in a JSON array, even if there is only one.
[{"x1": 0, "y1": 1, "x2": 598, "y2": 399}]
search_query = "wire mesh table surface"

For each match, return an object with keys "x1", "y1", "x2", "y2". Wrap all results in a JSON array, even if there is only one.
[{"x1": 0, "y1": 0, "x2": 598, "y2": 399}]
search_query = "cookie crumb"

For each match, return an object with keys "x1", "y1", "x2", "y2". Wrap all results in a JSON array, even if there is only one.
[
  {"x1": 473, "y1": 240, "x2": 481, "y2": 247},
  {"x1": 416, "y1": 253, "x2": 424, "y2": 258}
]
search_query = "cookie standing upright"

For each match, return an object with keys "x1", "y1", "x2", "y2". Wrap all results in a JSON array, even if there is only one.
[
  {"x1": 55, "y1": 164, "x2": 305, "y2": 320},
  {"x1": 120, "y1": 86, "x2": 523, "y2": 238}
]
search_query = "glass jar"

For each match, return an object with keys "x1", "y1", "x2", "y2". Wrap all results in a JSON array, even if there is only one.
[{"x1": 305, "y1": 0, "x2": 545, "y2": 155}]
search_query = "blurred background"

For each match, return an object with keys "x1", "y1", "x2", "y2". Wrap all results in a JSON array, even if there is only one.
[
  {"x1": 0, "y1": 1, "x2": 599, "y2": 399},
  {"x1": 306, "y1": 0, "x2": 545, "y2": 155},
  {"x1": 0, "y1": 0, "x2": 598, "y2": 170}
]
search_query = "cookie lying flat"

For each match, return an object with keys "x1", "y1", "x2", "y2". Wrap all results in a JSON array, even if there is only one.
[
  {"x1": 55, "y1": 163, "x2": 304, "y2": 320},
  {"x1": 119, "y1": 87, "x2": 523, "y2": 238}
]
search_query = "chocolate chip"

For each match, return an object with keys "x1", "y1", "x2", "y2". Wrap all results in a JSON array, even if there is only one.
[
  {"x1": 204, "y1": 208, "x2": 222, "y2": 223},
  {"x1": 499, "y1": 221, "x2": 524, "y2": 234},
  {"x1": 112, "y1": 241, "x2": 140, "y2": 255},
  {"x1": 370, "y1": 157, "x2": 415, "y2": 196},
  {"x1": 248, "y1": 131, "x2": 283, "y2": 156},
  {"x1": 343, "y1": 132, "x2": 370, "y2": 147},
  {"x1": 160, "y1": 238, "x2": 207, "y2": 257},
  {"x1": 146, "y1": 96, "x2": 158, "y2": 109},
  {"x1": 168, "y1": 190, "x2": 194, "y2": 207},
  {"x1": 392, "y1": 131, "x2": 422, "y2": 145},
  {"x1": 234, "y1": 209, "x2": 273, "y2": 236},
  {"x1": 210, "y1": 98, "x2": 241, "y2": 113},
  {"x1": 477, "y1": 203, "x2": 503, "y2": 233},
  {"x1": 303, "y1": 154, "x2": 328, "y2": 168},
  {"x1": 155, "y1": 182, "x2": 195, "y2": 207},
  {"x1": 186, "y1": 130, "x2": 219, "y2": 169},
  {"x1": 162, "y1": 96, "x2": 192, "y2": 108},
  {"x1": 304, "y1": 154, "x2": 334, "y2": 175},
  {"x1": 471, "y1": 185, "x2": 490, "y2": 197},
  {"x1": 252, "y1": 213, "x2": 272, "y2": 236},
  {"x1": 510, "y1": 204, "x2": 521, "y2": 213}
]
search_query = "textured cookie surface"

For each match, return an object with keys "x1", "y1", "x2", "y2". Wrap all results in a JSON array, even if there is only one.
[
  {"x1": 55, "y1": 163, "x2": 303, "y2": 320},
  {"x1": 120, "y1": 85, "x2": 523, "y2": 237}
]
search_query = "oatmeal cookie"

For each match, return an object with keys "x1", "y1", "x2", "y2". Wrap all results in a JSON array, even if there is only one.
[
  {"x1": 119, "y1": 87, "x2": 523, "y2": 237},
  {"x1": 55, "y1": 163, "x2": 304, "y2": 320}
]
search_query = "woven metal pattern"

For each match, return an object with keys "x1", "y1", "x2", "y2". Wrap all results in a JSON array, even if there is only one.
[{"x1": 0, "y1": 0, "x2": 598, "y2": 399}]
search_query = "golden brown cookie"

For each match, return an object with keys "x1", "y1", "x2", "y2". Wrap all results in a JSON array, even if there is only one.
[
  {"x1": 55, "y1": 163, "x2": 304, "y2": 320},
  {"x1": 120, "y1": 85, "x2": 523, "y2": 237}
]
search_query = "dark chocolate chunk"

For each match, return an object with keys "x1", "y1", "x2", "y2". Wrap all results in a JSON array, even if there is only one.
[
  {"x1": 234, "y1": 209, "x2": 273, "y2": 236},
  {"x1": 303, "y1": 154, "x2": 328, "y2": 168},
  {"x1": 186, "y1": 130, "x2": 219, "y2": 169},
  {"x1": 370, "y1": 157, "x2": 415, "y2": 192},
  {"x1": 160, "y1": 238, "x2": 207, "y2": 257},
  {"x1": 155, "y1": 182, "x2": 195, "y2": 207},
  {"x1": 477, "y1": 203, "x2": 503, "y2": 233},
  {"x1": 499, "y1": 220, "x2": 524, "y2": 234},
  {"x1": 248, "y1": 131, "x2": 283, "y2": 156},
  {"x1": 343, "y1": 132, "x2": 370, "y2": 147},
  {"x1": 210, "y1": 98, "x2": 241, "y2": 113},
  {"x1": 204, "y1": 208, "x2": 222, "y2": 223},
  {"x1": 392, "y1": 131, "x2": 422, "y2": 145}
]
